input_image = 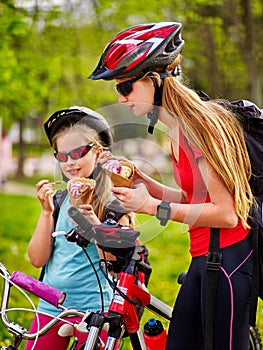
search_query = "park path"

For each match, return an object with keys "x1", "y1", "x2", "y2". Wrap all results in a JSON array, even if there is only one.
[{"x1": 1, "y1": 181, "x2": 36, "y2": 197}]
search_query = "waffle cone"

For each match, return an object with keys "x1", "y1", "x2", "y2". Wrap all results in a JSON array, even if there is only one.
[
  {"x1": 105, "y1": 161, "x2": 134, "y2": 188},
  {"x1": 67, "y1": 177, "x2": 96, "y2": 207}
]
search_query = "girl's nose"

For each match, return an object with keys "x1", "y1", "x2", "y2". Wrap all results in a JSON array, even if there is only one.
[
  {"x1": 118, "y1": 94, "x2": 128, "y2": 103},
  {"x1": 65, "y1": 156, "x2": 77, "y2": 164}
]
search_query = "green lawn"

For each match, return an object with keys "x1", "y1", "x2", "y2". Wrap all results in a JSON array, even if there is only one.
[{"x1": 0, "y1": 192, "x2": 262, "y2": 349}]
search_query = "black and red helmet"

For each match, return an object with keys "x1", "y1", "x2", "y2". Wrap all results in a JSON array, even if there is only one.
[{"x1": 89, "y1": 22, "x2": 184, "y2": 80}]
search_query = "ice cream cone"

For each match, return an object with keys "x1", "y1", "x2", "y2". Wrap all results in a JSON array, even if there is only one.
[
  {"x1": 103, "y1": 160, "x2": 134, "y2": 188},
  {"x1": 67, "y1": 177, "x2": 96, "y2": 207}
]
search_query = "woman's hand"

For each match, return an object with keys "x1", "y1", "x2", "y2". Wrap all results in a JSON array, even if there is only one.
[
  {"x1": 78, "y1": 204, "x2": 101, "y2": 225},
  {"x1": 99, "y1": 151, "x2": 143, "y2": 181},
  {"x1": 36, "y1": 180, "x2": 55, "y2": 213},
  {"x1": 99, "y1": 151, "x2": 129, "y2": 166},
  {"x1": 111, "y1": 182, "x2": 159, "y2": 215}
]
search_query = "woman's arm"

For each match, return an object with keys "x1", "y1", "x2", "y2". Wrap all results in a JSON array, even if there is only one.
[
  {"x1": 134, "y1": 166, "x2": 187, "y2": 203},
  {"x1": 99, "y1": 151, "x2": 187, "y2": 204},
  {"x1": 28, "y1": 180, "x2": 55, "y2": 268},
  {"x1": 111, "y1": 159, "x2": 238, "y2": 228}
]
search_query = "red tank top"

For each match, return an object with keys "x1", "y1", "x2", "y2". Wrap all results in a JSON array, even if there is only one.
[{"x1": 171, "y1": 129, "x2": 249, "y2": 257}]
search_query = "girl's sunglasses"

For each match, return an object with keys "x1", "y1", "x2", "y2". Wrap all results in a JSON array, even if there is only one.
[
  {"x1": 115, "y1": 75, "x2": 143, "y2": 97},
  {"x1": 54, "y1": 143, "x2": 94, "y2": 162}
]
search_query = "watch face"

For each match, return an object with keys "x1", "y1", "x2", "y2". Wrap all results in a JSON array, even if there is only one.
[{"x1": 158, "y1": 208, "x2": 169, "y2": 219}]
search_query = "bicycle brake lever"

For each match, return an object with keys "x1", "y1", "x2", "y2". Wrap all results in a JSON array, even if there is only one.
[{"x1": 52, "y1": 231, "x2": 67, "y2": 237}]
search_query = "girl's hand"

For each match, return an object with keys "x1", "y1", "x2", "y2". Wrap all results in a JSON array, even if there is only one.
[
  {"x1": 78, "y1": 204, "x2": 101, "y2": 225},
  {"x1": 111, "y1": 182, "x2": 159, "y2": 215},
  {"x1": 36, "y1": 180, "x2": 55, "y2": 213}
]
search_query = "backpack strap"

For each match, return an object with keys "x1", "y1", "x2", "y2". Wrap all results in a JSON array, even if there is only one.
[
  {"x1": 53, "y1": 189, "x2": 68, "y2": 224},
  {"x1": 257, "y1": 196, "x2": 263, "y2": 301},
  {"x1": 205, "y1": 227, "x2": 222, "y2": 350},
  {"x1": 39, "y1": 189, "x2": 68, "y2": 281},
  {"x1": 249, "y1": 202, "x2": 260, "y2": 326}
]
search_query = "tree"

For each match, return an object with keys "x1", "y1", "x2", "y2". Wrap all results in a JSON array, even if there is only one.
[{"x1": 0, "y1": 0, "x2": 262, "y2": 177}]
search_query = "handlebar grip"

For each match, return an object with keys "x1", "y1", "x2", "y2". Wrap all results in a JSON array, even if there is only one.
[
  {"x1": 68, "y1": 206, "x2": 94, "y2": 234},
  {"x1": 138, "y1": 260, "x2": 152, "y2": 276},
  {"x1": 10, "y1": 271, "x2": 66, "y2": 308}
]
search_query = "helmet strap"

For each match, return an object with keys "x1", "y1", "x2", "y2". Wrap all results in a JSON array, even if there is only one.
[
  {"x1": 147, "y1": 76, "x2": 163, "y2": 134},
  {"x1": 147, "y1": 66, "x2": 182, "y2": 134}
]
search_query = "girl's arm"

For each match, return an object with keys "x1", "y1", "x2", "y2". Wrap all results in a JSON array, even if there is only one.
[
  {"x1": 28, "y1": 180, "x2": 55, "y2": 268},
  {"x1": 111, "y1": 158, "x2": 238, "y2": 229}
]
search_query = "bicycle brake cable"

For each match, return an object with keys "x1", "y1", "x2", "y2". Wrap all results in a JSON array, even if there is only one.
[
  {"x1": 82, "y1": 247, "x2": 105, "y2": 313},
  {"x1": 98, "y1": 260, "x2": 136, "y2": 305}
]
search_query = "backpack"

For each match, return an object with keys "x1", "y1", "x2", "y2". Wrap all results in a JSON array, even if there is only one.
[
  {"x1": 200, "y1": 94, "x2": 263, "y2": 350},
  {"x1": 228, "y1": 99, "x2": 263, "y2": 301}
]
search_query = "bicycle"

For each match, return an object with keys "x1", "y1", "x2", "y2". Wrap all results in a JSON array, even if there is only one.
[
  {"x1": 0, "y1": 206, "x2": 171, "y2": 350},
  {"x1": 0, "y1": 206, "x2": 262, "y2": 349}
]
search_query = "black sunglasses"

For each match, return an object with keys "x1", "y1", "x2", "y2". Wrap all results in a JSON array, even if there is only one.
[
  {"x1": 115, "y1": 75, "x2": 143, "y2": 97},
  {"x1": 54, "y1": 143, "x2": 94, "y2": 162}
]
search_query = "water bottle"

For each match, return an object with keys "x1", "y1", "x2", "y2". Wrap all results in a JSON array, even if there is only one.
[{"x1": 143, "y1": 317, "x2": 167, "y2": 350}]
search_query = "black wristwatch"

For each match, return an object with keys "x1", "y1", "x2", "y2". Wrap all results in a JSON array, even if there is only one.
[{"x1": 156, "y1": 201, "x2": 171, "y2": 226}]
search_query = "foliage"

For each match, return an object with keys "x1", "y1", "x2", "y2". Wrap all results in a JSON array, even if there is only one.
[{"x1": 0, "y1": 0, "x2": 262, "y2": 175}]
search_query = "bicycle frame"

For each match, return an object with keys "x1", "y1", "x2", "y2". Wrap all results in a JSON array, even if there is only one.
[
  {"x1": 67, "y1": 206, "x2": 172, "y2": 349},
  {"x1": 0, "y1": 262, "x2": 171, "y2": 350},
  {"x1": 80, "y1": 245, "x2": 172, "y2": 350}
]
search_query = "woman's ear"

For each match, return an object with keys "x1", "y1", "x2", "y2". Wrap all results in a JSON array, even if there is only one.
[{"x1": 152, "y1": 72, "x2": 162, "y2": 87}]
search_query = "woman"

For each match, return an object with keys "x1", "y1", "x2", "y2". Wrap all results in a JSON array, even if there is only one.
[
  {"x1": 26, "y1": 106, "x2": 128, "y2": 349},
  {"x1": 89, "y1": 22, "x2": 254, "y2": 349}
]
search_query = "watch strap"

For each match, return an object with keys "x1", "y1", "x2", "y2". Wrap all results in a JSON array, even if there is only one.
[{"x1": 156, "y1": 200, "x2": 171, "y2": 226}]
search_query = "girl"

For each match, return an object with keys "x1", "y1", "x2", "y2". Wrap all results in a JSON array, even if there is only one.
[
  {"x1": 90, "y1": 22, "x2": 254, "y2": 349},
  {"x1": 26, "y1": 106, "x2": 128, "y2": 349}
]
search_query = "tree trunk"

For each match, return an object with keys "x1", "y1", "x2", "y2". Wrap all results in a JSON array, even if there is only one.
[
  {"x1": 240, "y1": 0, "x2": 262, "y2": 104},
  {"x1": 16, "y1": 118, "x2": 25, "y2": 177}
]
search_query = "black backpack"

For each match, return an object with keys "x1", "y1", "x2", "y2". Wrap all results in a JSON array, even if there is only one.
[
  {"x1": 201, "y1": 95, "x2": 263, "y2": 349},
  {"x1": 226, "y1": 99, "x2": 263, "y2": 300}
]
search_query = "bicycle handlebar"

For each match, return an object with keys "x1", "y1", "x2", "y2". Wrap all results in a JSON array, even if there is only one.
[
  {"x1": 0, "y1": 263, "x2": 84, "y2": 341},
  {"x1": 68, "y1": 206, "x2": 95, "y2": 240},
  {"x1": 68, "y1": 206, "x2": 140, "y2": 248},
  {"x1": 10, "y1": 271, "x2": 66, "y2": 308},
  {"x1": 67, "y1": 206, "x2": 152, "y2": 276}
]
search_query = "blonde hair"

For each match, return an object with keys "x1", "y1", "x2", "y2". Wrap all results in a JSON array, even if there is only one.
[
  {"x1": 161, "y1": 55, "x2": 253, "y2": 228},
  {"x1": 52, "y1": 123, "x2": 112, "y2": 221}
]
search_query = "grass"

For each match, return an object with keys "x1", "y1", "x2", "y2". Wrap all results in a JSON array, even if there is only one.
[
  {"x1": 0, "y1": 192, "x2": 262, "y2": 349},
  {"x1": 0, "y1": 193, "x2": 41, "y2": 348}
]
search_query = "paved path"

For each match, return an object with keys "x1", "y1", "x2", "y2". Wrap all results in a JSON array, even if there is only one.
[{"x1": 1, "y1": 181, "x2": 36, "y2": 197}]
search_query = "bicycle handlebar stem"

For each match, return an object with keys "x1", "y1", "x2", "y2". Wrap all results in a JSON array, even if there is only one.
[
  {"x1": 107, "y1": 246, "x2": 151, "y2": 334},
  {"x1": 82, "y1": 312, "x2": 105, "y2": 350}
]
